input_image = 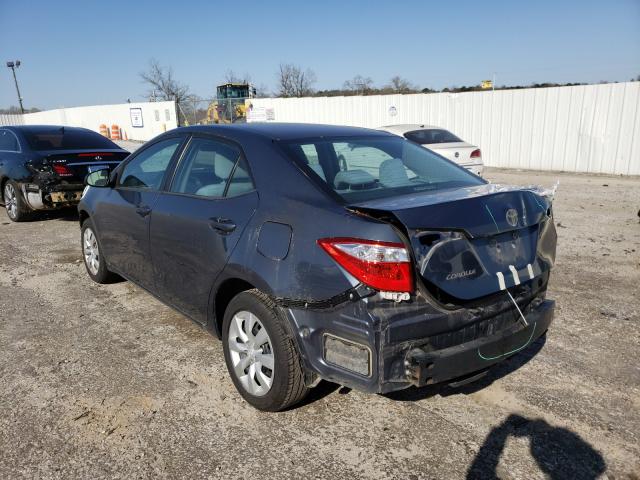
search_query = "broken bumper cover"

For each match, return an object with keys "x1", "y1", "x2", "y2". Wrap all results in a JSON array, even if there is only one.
[
  {"x1": 403, "y1": 300, "x2": 554, "y2": 388},
  {"x1": 21, "y1": 183, "x2": 84, "y2": 210},
  {"x1": 286, "y1": 296, "x2": 554, "y2": 394}
]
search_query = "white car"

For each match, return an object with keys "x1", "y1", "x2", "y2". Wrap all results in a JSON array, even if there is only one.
[{"x1": 379, "y1": 124, "x2": 484, "y2": 176}]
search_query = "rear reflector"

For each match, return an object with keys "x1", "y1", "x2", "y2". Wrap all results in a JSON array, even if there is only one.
[
  {"x1": 52, "y1": 164, "x2": 73, "y2": 177},
  {"x1": 317, "y1": 237, "x2": 413, "y2": 293},
  {"x1": 323, "y1": 334, "x2": 371, "y2": 376},
  {"x1": 470, "y1": 149, "x2": 481, "y2": 158}
]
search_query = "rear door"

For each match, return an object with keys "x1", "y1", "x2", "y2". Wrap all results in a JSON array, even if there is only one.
[
  {"x1": 149, "y1": 135, "x2": 258, "y2": 323},
  {"x1": 95, "y1": 136, "x2": 186, "y2": 288}
]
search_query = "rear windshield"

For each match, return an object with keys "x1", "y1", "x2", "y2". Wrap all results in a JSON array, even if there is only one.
[
  {"x1": 280, "y1": 135, "x2": 484, "y2": 203},
  {"x1": 23, "y1": 128, "x2": 119, "y2": 151},
  {"x1": 404, "y1": 129, "x2": 462, "y2": 144}
]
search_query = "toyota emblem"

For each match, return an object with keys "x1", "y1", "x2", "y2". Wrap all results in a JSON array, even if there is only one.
[{"x1": 506, "y1": 208, "x2": 519, "y2": 227}]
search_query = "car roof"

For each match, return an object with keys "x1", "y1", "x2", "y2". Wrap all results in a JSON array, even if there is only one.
[
  {"x1": 379, "y1": 124, "x2": 442, "y2": 135},
  {"x1": 177, "y1": 123, "x2": 394, "y2": 141},
  {"x1": 3, "y1": 125, "x2": 95, "y2": 134}
]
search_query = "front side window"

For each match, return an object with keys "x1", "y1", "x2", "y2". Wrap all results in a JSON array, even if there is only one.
[
  {"x1": 119, "y1": 137, "x2": 182, "y2": 190},
  {"x1": 0, "y1": 130, "x2": 19, "y2": 151},
  {"x1": 280, "y1": 136, "x2": 484, "y2": 203},
  {"x1": 170, "y1": 137, "x2": 253, "y2": 198}
]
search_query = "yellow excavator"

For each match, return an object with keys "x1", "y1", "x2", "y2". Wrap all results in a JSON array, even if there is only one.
[{"x1": 206, "y1": 83, "x2": 256, "y2": 124}]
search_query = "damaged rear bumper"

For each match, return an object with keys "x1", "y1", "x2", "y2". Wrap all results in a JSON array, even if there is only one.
[
  {"x1": 20, "y1": 183, "x2": 84, "y2": 210},
  {"x1": 285, "y1": 291, "x2": 553, "y2": 394},
  {"x1": 402, "y1": 300, "x2": 553, "y2": 388}
]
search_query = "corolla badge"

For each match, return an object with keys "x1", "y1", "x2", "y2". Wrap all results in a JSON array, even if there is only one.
[
  {"x1": 506, "y1": 208, "x2": 519, "y2": 227},
  {"x1": 446, "y1": 269, "x2": 476, "y2": 280}
]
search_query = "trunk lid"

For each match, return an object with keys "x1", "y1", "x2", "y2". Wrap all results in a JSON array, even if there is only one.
[
  {"x1": 351, "y1": 184, "x2": 557, "y2": 302},
  {"x1": 425, "y1": 142, "x2": 479, "y2": 166},
  {"x1": 41, "y1": 149, "x2": 129, "y2": 183}
]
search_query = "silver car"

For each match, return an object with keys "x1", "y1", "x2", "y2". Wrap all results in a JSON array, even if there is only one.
[{"x1": 379, "y1": 124, "x2": 483, "y2": 176}]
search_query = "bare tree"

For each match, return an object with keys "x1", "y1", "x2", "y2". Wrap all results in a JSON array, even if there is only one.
[
  {"x1": 343, "y1": 75, "x2": 374, "y2": 95},
  {"x1": 277, "y1": 63, "x2": 316, "y2": 97},
  {"x1": 140, "y1": 59, "x2": 192, "y2": 124},
  {"x1": 388, "y1": 75, "x2": 417, "y2": 93},
  {"x1": 224, "y1": 70, "x2": 252, "y2": 84}
]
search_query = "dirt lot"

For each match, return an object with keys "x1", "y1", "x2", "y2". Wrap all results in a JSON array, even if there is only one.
[{"x1": 1, "y1": 168, "x2": 639, "y2": 479}]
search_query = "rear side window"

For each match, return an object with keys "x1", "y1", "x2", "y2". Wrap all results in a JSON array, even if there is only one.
[
  {"x1": 404, "y1": 129, "x2": 462, "y2": 145},
  {"x1": 0, "y1": 130, "x2": 19, "y2": 151},
  {"x1": 280, "y1": 135, "x2": 484, "y2": 203},
  {"x1": 170, "y1": 137, "x2": 254, "y2": 198},
  {"x1": 23, "y1": 128, "x2": 119, "y2": 151},
  {"x1": 119, "y1": 137, "x2": 182, "y2": 190}
]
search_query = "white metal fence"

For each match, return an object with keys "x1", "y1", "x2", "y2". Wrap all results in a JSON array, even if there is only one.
[
  {"x1": 0, "y1": 114, "x2": 24, "y2": 126},
  {"x1": 248, "y1": 82, "x2": 640, "y2": 176},
  {"x1": 0, "y1": 101, "x2": 177, "y2": 142}
]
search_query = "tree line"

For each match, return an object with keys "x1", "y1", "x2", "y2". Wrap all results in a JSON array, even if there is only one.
[{"x1": 139, "y1": 60, "x2": 640, "y2": 103}]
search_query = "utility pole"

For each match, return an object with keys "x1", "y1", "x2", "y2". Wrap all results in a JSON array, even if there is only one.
[{"x1": 6, "y1": 60, "x2": 24, "y2": 113}]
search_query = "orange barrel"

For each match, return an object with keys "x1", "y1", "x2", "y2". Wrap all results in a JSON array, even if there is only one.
[
  {"x1": 110, "y1": 125, "x2": 121, "y2": 140},
  {"x1": 99, "y1": 124, "x2": 109, "y2": 137}
]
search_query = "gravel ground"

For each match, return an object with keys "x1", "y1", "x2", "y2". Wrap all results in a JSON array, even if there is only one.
[{"x1": 0, "y1": 168, "x2": 639, "y2": 479}]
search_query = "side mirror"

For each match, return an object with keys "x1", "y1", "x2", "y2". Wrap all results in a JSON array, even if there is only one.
[{"x1": 85, "y1": 168, "x2": 112, "y2": 187}]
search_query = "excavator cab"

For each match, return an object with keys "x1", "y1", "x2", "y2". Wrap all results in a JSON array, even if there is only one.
[{"x1": 207, "y1": 83, "x2": 256, "y2": 124}]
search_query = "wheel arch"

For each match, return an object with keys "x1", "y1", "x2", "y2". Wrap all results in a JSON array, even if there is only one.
[
  {"x1": 210, "y1": 277, "x2": 257, "y2": 338},
  {"x1": 78, "y1": 208, "x2": 90, "y2": 226},
  {"x1": 0, "y1": 176, "x2": 8, "y2": 203}
]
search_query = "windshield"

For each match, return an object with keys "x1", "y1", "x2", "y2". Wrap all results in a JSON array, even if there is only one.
[
  {"x1": 404, "y1": 129, "x2": 462, "y2": 144},
  {"x1": 24, "y1": 128, "x2": 119, "y2": 151},
  {"x1": 217, "y1": 85, "x2": 249, "y2": 99},
  {"x1": 280, "y1": 135, "x2": 484, "y2": 203}
]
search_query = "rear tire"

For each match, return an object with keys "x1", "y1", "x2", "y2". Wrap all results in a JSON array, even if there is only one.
[
  {"x1": 222, "y1": 289, "x2": 309, "y2": 411},
  {"x1": 81, "y1": 218, "x2": 120, "y2": 284},
  {"x1": 3, "y1": 180, "x2": 32, "y2": 222}
]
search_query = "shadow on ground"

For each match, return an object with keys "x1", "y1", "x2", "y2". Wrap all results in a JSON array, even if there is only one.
[
  {"x1": 467, "y1": 414, "x2": 606, "y2": 479},
  {"x1": 39, "y1": 207, "x2": 79, "y2": 221}
]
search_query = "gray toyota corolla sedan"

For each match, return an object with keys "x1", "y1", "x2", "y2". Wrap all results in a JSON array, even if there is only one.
[{"x1": 79, "y1": 123, "x2": 557, "y2": 411}]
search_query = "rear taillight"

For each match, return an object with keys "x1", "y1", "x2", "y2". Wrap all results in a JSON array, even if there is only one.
[
  {"x1": 317, "y1": 237, "x2": 413, "y2": 293},
  {"x1": 52, "y1": 164, "x2": 73, "y2": 177},
  {"x1": 470, "y1": 149, "x2": 481, "y2": 159}
]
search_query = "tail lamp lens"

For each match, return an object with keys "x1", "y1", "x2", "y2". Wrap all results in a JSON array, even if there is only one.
[
  {"x1": 317, "y1": 237, "x2": 413, "y2": 293},
  {"x1": 52, "y1": 164, "x2": 73, "y2": 177}
]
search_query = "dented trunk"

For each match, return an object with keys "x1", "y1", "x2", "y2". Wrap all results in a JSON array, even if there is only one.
[{"x1": 350, "y1": 184, "x2": 557, "y2": 304}]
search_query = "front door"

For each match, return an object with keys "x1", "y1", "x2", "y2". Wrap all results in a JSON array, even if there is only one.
[
  {"x1": 149, "y1": 135, "x2": 258, "y2": 323},
  {"x1": 95, "y1": 136, "x2": 184, "y2": 288}
]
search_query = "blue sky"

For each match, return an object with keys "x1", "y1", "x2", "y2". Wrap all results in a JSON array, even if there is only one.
[{"x1": 1, "y1": 0, "x2": 638, "y2": 109}]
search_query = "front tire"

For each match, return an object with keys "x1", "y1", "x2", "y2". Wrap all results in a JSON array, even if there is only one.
[
  {"x1": 81, "y1": 218, "x2": 120, "y2": 284},
  {"x1": 222, "y1": 290, "x2": 309, "y2": 411},
  {"x1": 3, "y1": 180, "x2": 32, "y2": 222}
]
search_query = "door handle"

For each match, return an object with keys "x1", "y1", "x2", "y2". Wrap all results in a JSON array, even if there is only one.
[
  {"x1": 209, "y1": 217, "x2": 236, "y2": 234},
  {"x1": 136, "y1": 205, "x2": 152, "y2": 217}
]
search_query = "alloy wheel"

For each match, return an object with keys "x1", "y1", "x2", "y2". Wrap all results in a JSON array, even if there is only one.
[
  {"x1": 4, "y1": 184, "x2": 17, "y2": 219},
  {"x1": 227, "y1": 310, "x2": 275, "y2": 397},
  {"x1": 83, "y1": 227, "x2": 100, "y2": 275}
]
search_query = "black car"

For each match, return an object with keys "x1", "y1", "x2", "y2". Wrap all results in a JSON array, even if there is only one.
[
  {"x1": 79, "y1": 123, "x2": 557, "y2": 411},
  {"x1": 0, "y1": 125, "x2": 129, "y2": 221}
]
